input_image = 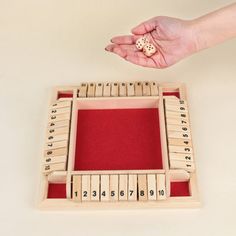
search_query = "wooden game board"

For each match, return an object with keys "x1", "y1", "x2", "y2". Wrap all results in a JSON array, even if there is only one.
[{"x1": 38, "y1": 81, "x2": 200, "y2": 209}]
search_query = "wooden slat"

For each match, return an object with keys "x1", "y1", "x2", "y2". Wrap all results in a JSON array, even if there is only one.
[
  {"x1": 168, "y1": 138, "x2": 192, "y2": 147},
  {"x1": 87, "y1": 83, "x2": 96, "y2": 97},
  {"x1": 147, "y1": 174, "x2": 157, "y2": 200},
  {"x1": 111, "y1": 82, "x2": 119, "y2": 97},
  {"x1": 142, "y1": 82, "x2": 151, "y2": 96},
  {"x1": 49, "y1": 107, "x2": 71, "y2": 116},
  {"x1": 95, "y1": 83, "x2": 103, "y2": 97},
  {"x1": 169, "y1": 145, "x2": 193, "y2": 154},
  {"x1": 103, "y1": 82, "x2": 111, "y2": 97},
  {"x1": 169, "y1": 153, "x2": 194, "y2": 162},
  {"x1": 45, "y1": 140, "x2": 68, "y2": 150},
  {"x1": 127, "y1": 82, "x2": 135, "y2": 96},
  {"x1": 169, "y1": 160, "x2": 195, "y2": 172},
  {"x1": 44, "y1": 155, "x2": 67, "y2": 164},
  {"x1": 134, "y1": 82, "x2": 142, "y2": 96},
  {"x1": 100, "y1": 175, "x2": 109, "y2": 201},
  {"x1": 156, "y1": 174, "x2": 166, "y2": 200},
  {"x1": 110, "y1": 175, "x2": 119, "y2": 201},
  {"x1": 138, "y1": 175, "x2": 147, "y2": 201},
  {"x1": 150, "y1": 82, "x2": 159, "y2": 96},
  {"x1": 43, "y1": 162, "x2": 66, "y2": 173},
  {"x1": 119, "y1": 175, "x2": 128, "y2": 201},
  {"x1": 82, "y1": 175, "x2": 91, "y2": 201},
  {"x1": 78, "y1": 83, "x2": 88, "y2": 97},
  {"x1": 51, "y1": 100, "x2": 71, "y2": 109},
  {"x1": 128, "y1": 174, "x2": 137, "y2": 201},
  {"x1": 48, "y1": 119, "x2": 70, "y2": 129},
  {"x1": 119, "y1": 82, "x2": 127, "y2": 96},
  {"x1": 72, "y1": 175, "x2": 82, "y2": 201},
  {"x1": 90, "y1": 175, "x2": 100, "y2": 201}
]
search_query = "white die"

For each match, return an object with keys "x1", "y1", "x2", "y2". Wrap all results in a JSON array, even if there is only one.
[
  {"x1": 135, "y1": 37, "x2": 149, "y2": 50},
  {"x1": 143, "y1": 43, "x2": 157, "y2": 57}
]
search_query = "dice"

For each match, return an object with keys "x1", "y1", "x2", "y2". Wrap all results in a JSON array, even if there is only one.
[
  {"x1": 143, "y1": 43, "x2": 157, "y2": 57},
  {"x1": 135, "y1": 37, "x2": 149, "y2": 50}
]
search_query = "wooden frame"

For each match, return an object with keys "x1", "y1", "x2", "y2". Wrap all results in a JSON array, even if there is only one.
[{"x1": 38, "y1": 81, "x2": 200, "y2": 210}]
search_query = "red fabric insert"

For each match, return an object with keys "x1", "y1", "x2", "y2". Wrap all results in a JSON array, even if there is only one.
[
  {"x1": 57, "y1": 92, "x2": 73, "y2": 99},
  {"x1": 74, "y1": 108, "x2": 163, "y2": 170},
  {"x1": 47, "y1": 183, "x2": 66, "y2": 198},
  {"x1": 170, "y1": 181, "x2": 190, "y2": 196},
  {"x1": 163, "y1": 92, "x2": 180, "y2": 98}
]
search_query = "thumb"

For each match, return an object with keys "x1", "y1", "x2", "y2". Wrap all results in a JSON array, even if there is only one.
[{"x1": 131, "y1": 17, "x2": 157, "y2": 35}]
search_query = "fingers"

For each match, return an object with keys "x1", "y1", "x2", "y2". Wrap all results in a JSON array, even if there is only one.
[
  {"x1": 105, "y1": 44, "x2": 159, "y2": 68},
  {"x1": 131, "y1": 17, "x2": 157, "y2": 35},
  {"x1": 105, "y1": 44, "x2": 145, "y2": 58},
  {"x1": 110, "y1": 35, "x2": 140, "y2": 45}
]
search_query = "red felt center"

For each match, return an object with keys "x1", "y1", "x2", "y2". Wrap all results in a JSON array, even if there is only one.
[{"x1": 74, "y1": 108, "x2": 163, "y2": 171}]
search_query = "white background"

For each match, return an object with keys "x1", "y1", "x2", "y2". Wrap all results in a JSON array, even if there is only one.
[{"x1": 0, "y1": 0, "x2": 236, "y2": 235}]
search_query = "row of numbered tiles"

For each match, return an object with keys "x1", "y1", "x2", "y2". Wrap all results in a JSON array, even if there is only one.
[
  {"x1": 78, "y1": 81, "x2": 159, "y2": 97},
  {"x1": 164, "y1": 97, "x2": 195, "y2": 172},
  {"x1": 43, "y1": 100, "x2": 72, "y2": 174},
  {"x1": 72, "y1": 174, "x2": 166, "y2": 202}
]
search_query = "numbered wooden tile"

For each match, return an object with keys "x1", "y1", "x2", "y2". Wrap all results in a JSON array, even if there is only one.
[
  {"x1": 147, "y1": 174, "x2": 157, "y2": 200},
  {"x1": 119, "y1": 82, "x2": 127, "y2": 97},
  {"x1": 87, "y1": 83, "x2": 95, "y2": 97},
  {"x1": 48, "y1": 113, "x2": 70, "y2": 123},
  {"x1": 150, "y1": 82, "x2": 159, "y2": 96},
  {"x1": 103, "y1": 82, "x2": 111, "y2": 97},
  {"x1": 111, "y1": 83, "x2": 119, "y2": 97},
  {"x1": 49, "y1": 107, "x2": 71, "y2": 116},
  {"x1": 78, "y1": 83, "x2": 88, "y2": 97},
  {"x1": 168, "y1": 131, "x2": 191, "y2": 140},
  {"x1": 44, "y1": 155, "x2": 67, "y2": 164},
  {"x1": 51, "y1": 100, "x2": 71, "y2": 109},
  {"x1": 166, "y1": 111, "x2": 189, "y2": 120},
  {"x1": 82, "y1": 175, "x2": 91, "y2": 201},
  {"x1": 73, "y1": 175, "x2": 82, "y2": 201},
  {"x1": 165, "y1": 99, "x2": 187, "y2": 106},
  {"x1": 166, "y1": 118, "x2": 189, "y2": 126},
  {"x1": 170, "y1": 160, "x2": 195, "y2": 172},
  {"x1": 165, "y1": 104, "x2": 188, "y2": 113},
  {"x1": 134, "y1": 82, "x2": 143, "y2": 96},
  {"x1": 95, "y1": 83, "x2": 103, "y2": 97},
  {"x1": 167, "y1": 124, "x2": 190, "y2": 133},
  {"x1": 119, "y1": 175, "x2": 128, "y2": 201},
  {"x1": 169, "y1": 153, "x2": 194, "y2": 162},
  {"x1": 46, "y1": 133, "x2": 69, "y2": 143},
  {"x1": 169, "y1": 145, "x2": 193, "y2": 154},
  {"x1": 48, "y1": 119, "x2": 70, "y2": 129},
  {"x1": 164, "y1": 96, "x2": 179, "y2": 101},
  {"x1": 43, "y1": 162, "x2": 66, "y2": 174},
  {"x1": 110, "y1": 175, "x2": 119, "y2": 201},
  {"x1": 128, "y1": 174, "x2": 137, "y2": 201},
  {"x1": 156, "y1": 174, "x2": 166, "y2": 200},
  {"x1": 100, "y1": 175, "x2": 109, "y2": 201},
  {"x1": 47, "y1": 126, "x2": 69, "y2": 136},
  {"x1": 138, "y1": 175, "x2": 147, "y2": 201},
  {"x1": 142, "y1": 82, "x2": 151, "y2": 96},
  {"x1": 127, "y1": 82, "x2": 135, "y2": 96},
  {"x1": 90, "y1": 175, "x2": 100, "y2": 201},
  {"x1": 45, "y1": 140, "x2": 68, "y2": 150},
  {"x1": 168, "y1": 138, "x2": 192, "y2": 147}
]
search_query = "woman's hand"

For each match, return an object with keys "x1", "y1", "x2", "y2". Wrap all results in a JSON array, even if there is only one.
[{"x1": 105, "y1": 16, "x2": 198, "y2": 68}]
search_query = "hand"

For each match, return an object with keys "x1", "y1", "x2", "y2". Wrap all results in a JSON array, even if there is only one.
[{"x1": 105, "y1": 16, "x2": 198, "y2": 68}]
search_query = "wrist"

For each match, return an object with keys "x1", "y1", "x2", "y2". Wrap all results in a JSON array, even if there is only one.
[{"x1": 187, "y1": 19, "x2": 205, "y2": 53}]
